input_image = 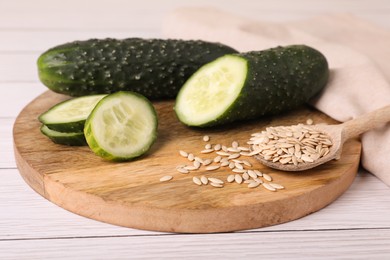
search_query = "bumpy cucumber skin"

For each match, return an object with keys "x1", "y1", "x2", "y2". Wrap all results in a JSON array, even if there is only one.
[
  {"x1": 177, "y1": 45, "x2": 329, "y2": 127},
  {"x1": 37, "y1": 38, "x2": 238, "y2": 99},
  {"x1": 40, "y1": 125, "x2": 87, "y2": 146},
  {"x1": 84, "y1": 91, "x2": 158, "y2": 162}
]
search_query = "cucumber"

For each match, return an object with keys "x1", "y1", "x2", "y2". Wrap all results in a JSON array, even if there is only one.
[
  {"x1": 84, "y1": 91, "x2": 158, "y2": 161},
  {"x1": 40, "y1": 125, "x2": 87, "y2": 146},
  {"x1": 175, "y1": 45, "x2": 329, "y2": 127},
  {"x1": 37, "y1": 38, "x2": 237, "y2": 99},
  {"x1": 38, "y1": 94, "x2": 106, "y2": 132}
]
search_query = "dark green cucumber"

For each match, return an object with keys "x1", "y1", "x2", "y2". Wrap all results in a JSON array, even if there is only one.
[
  {"x1": 40, "y1": 125, "x2": 87, "y2": 146},
  {"x1": 37, "y1": 38, "x2": 237, "y2": 99},
  {"x1": 175, "y1": 45, "x2": 329, "y2": 127}
]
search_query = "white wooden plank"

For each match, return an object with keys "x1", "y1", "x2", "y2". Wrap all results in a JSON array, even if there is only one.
[
  {"x1": 0, "y1": 84, "x2": 46, "y2": 118},
  {"x1": 1, "y1": 167, "x2": 389, "y2": 240},
  {"x1": 0, "y1": 0, "x2": 389, "y2": 30},
  {"x1": 1, "y1": 229, "x2": 389, "y2": 259},
  {"x1": 0, "y1": 169, "x2": 162, "y2": 239},
  {"x1": 0, "y1": 119, "x2": 17, "y2": 168},
  {"x1": 0, "y1": 31, "x2": 159, "y2": 52},
  {"x1": 0, "y1": 54, "x2": 38, "y2": 82}
]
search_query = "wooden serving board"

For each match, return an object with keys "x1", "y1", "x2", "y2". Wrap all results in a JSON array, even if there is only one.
[{"x1": 13, "y1": 91, "x2": 361, "y2": 233}]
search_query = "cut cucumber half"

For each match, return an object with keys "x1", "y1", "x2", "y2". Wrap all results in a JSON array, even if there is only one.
[
  {"x1": 39, "y1": 94, "x2": 106, "y2": 132},
  {"x1": 175, "y1": 55, "x2": 247, "y2": 126},
  {"x1": 84, "y1": 91, "x2": 158, "y2": 161},
  {"x1": 40, "y1": 125, "x2": 87, "y2": 146},
  {"x1": 175, "y1": 45, "x2": 329, "y2": 127}
]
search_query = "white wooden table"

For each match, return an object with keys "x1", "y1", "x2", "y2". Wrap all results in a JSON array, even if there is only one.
[{"x1": 1, "y1": 0, "x2": 390, "y2": 259}]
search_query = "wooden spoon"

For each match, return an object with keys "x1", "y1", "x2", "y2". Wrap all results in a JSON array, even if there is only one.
[{"x1": 254, "y1": 105, "x2": 390, "y2": 171}]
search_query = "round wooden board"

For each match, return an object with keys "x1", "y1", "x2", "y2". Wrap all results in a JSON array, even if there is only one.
[{"x1": 14, "y1": 91, "x2": 361, "y2": 233}]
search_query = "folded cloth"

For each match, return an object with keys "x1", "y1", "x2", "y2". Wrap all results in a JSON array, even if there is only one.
[{"x1": 162, "y1": 7, "x2": 390, "y2": 186}]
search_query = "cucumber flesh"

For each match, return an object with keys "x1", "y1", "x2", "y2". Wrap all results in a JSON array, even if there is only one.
[
  {"x1": 175, "y1": 55, "x2": 247, "y2": 126},
  {"x1": 40, "y1": 125, "x2": 87, "y2": 146},
  {"x1": 39, "y1": 94, "x2": 106, "y2": 132},
  {"x1": 84, "y1": 91, "x2": 158, "y2": 161}
]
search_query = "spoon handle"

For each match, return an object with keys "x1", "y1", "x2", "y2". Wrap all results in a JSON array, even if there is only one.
[{"x1": 342, "y1": 105, "x2": 390, "y2": 140}]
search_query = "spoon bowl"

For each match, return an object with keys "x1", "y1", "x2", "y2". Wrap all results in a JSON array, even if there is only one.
[{"x1": 254, "y1": 105, "x2": 390, "y2": 171}]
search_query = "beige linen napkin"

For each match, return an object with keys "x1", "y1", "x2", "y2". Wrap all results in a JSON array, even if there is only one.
[{"x1": 162, "y1": 7, "x2": 390, "y2": 186}]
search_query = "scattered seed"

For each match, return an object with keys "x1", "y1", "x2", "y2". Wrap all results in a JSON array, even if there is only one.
[
  {"x1": 234, "y1": 174, "x2": 243, "y2": 184},
  {"x1": 227, "y1": 174, "x2": 235, "y2": 183},
  {"x1": 242, "y1": 160, "x2": 252, "y2": 167},
  {"x1": 234, "y1": 162, "x2": 244, "y2": 170},
  {"x1": 193, "y1": 161, "x2": 201, "y2": 169},
  {"x1": 214, "y1": 155, "x2": 222, "y2": 163},
  {"x1": 194, "y1": 157, "x2": 204, "y2": 164},
  {"x1": 242, "y1": 172, "x2": 249, "y2": 180},
  {"x1": 253, "y1": 178, "x2": 263, "y2": 184},
  {"x1": 306, "y1": 118, "x2": 314, "y2": 125},
  {"x1": 206, "y1": 165, "x2": 220, "y2": 171},
  {"x1": 262, "y1": 173, "x2": 272, "y2": 182},
  {"x1": 201, "y1": 149, "x2": 214, "y2": 154},
  {"x1": 220, "y1": 161, "x2": 230, "y2": 167},
  {"x1": 232, "y1": 168, "x2": 246, "y2": 173},
  {"x1": 188, "y1": 153, "x2": 194, "y2": 161},
  {"x1": 208, "y1": 177, "x2": 224, "y2": 184},
  {"x1": 248, "y1": 170, "x2": 258, "y2": 179},
  {"x1": 254, "y1": 170, "x2": 263, "y2": 177},
  {"x1": 232, "y1": 141, "x2": 239, "y2": 148},
  {"x1": 228, "y1": 153, "x2": 240, "y2": 159},
  {"x1": 185, "y1": 166, "x2": 198, "y2": 171},
  {"x1": 269, "y1": 183, "x2": 285, "y2": 190},
  {"x1": 201, "y1": 176, "x2": 208, "y2": 185},
  {"x1": 203, "y1": 159, "x2": 212, "y2": 166},
  {"x1": 248, "y1": 181, "x2": 261, "y2": 188},
  {"x1": 263, "y1": 182, "x2": 277, "y2": 191},
  {"x1": 177, "y1": 168, "x2": 189, "y2": 174},
  {"x1": 214, "y1": 144, "x2": 222, "y2": 151},
  {"x1": 193, "y1": 176, "x2": 202, "y2": 186},
  {"x1": 216, "y1": 151, "x2": 231, "y2": 156},
  {"x1": 227, "y1": 147, "x2": 241, "y2": 153},
  {"x1": 203, "y1": 135, "x2": 210, "y2": 142},
  {"x1": 179, "y1": 150, "x2": 188, "y2": 158},
  {"x1": 205, "y1": 143, "x2": 212, "y2": 149},
  {"x1": 210, "y1": 182, "x2": 223, "y2": 188},
  {"x1": 238, "y1": 146, "x2": 250, "y2": 151},
  {"x1": 160, "y1": 175, "x2": 173, "y2": 182}
]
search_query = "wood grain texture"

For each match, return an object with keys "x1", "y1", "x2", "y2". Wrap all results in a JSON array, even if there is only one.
[{"x1": 13, "y1": 91, "x2": 361, "y2": 233}]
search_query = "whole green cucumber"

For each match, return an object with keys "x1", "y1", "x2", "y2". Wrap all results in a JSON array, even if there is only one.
[
  {"x1": 175, "y1": 45, "x2": 329, "y2": 127},
  {"x1": 37, "y1": 38, "x2": 238, "y2": 99}
]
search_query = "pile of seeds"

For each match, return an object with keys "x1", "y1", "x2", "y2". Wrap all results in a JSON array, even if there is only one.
[
  {"x1": 248, "y1": 124, "x2": 333, "y2": 165},
  {"x1": 160, "y1": 135, "x2": 284, "y2": 192}
]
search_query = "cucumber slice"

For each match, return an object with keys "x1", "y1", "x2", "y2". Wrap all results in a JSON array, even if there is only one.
[
  {"x1": 40, "y1": 125, "x2": 87, "y2": 146},
  {"x1": 84, "y1": 91, "x2": 158, "y2": 161},
  {"x1": 39, "y1": 94, "x2": 106, "y2": 132},
  {"x1": 175, "y1": 45, "x2": 329, "y2": 127}
]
